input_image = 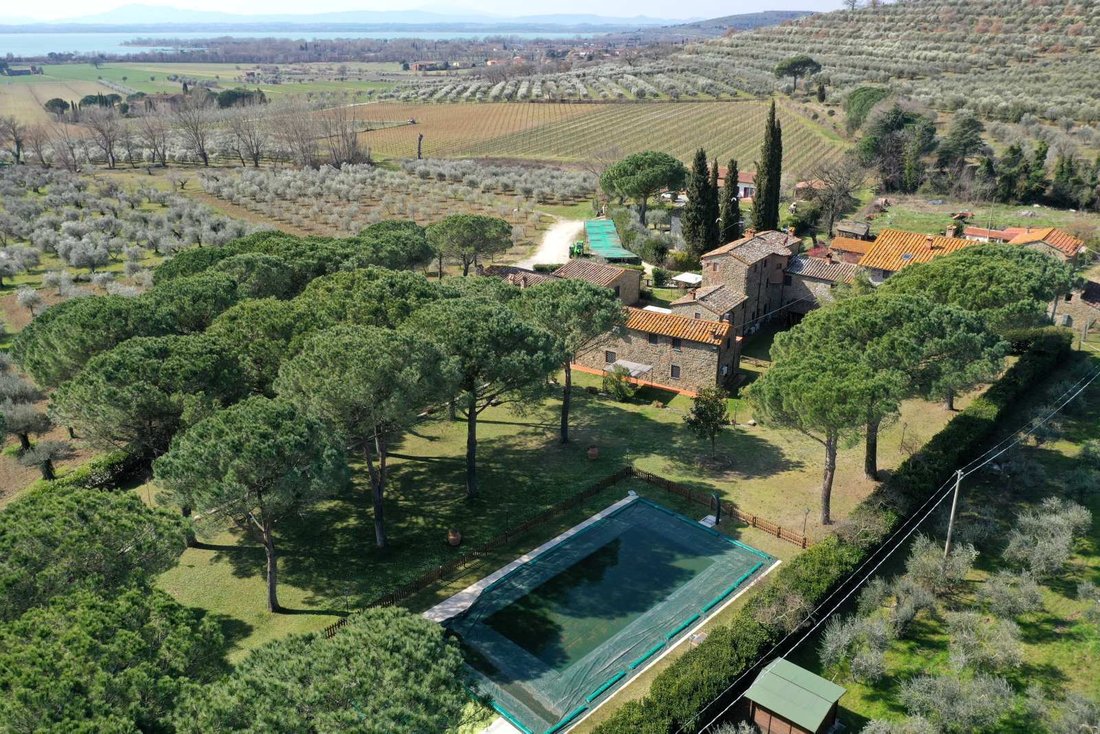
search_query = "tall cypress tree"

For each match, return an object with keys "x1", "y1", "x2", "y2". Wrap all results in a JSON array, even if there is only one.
[
  {"x1": 752, "y1": 100, "x2": 783, "y2": 232},
  {"x1": 705, "y1": 158, "x2": 721, "y2": 250},
  {"x1": 682, "y1": 148, "x2": 711, "y2": 258},
  {"x1": 720, "y1": 158, "x2": 742, "y2": 244}
]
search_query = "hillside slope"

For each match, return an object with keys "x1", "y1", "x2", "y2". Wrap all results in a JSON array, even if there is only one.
[
  {"x1": 385, "y1": 0, "x2": 1098, "y2": 126},
  {"x1": 683, "y1": 0, "x2": 1100, "y2": 122}
]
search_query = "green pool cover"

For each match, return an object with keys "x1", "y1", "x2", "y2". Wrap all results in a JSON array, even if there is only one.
[
  {"x1": 585, "y1": 219, "x2": 639, "y2": 263},
  {"x1": 447, "y1": 497, "x2": 772, "y2": 733}
]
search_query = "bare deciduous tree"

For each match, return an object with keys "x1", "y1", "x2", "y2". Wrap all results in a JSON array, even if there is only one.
[
  {"x1": 81, "y1": 107, "x2": 123, "y2": 169},
  {"x1": 49, "y1": 123, "x2": 81, "y2": 172},
  {"x1": 226, "y1": 108, "x2": 269, "y2": 167},
  {"x1": 172, "y1": 95, "x2": 216, "y2": 166},
  {"x1": 807, "y1": 155, "x2": 867, "y2": 237},
  {"x1": 23, "y1": 124, "x2": 51, "y2": 168},
  {"x1": 270, "y1": 98, "x2": 320, "y2": 168},
  {"x1": 318, "y1": 102, "x2": 363, "y2": 167},
  {"x1": 136, "y1": 112, "x2": 169, "y2": 167},
  {"x1": 0, "y1": 115, "x2": 26, "y2": 163}
]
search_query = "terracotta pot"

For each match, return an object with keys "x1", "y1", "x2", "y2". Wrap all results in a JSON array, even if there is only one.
[
  {"x1": 447, "y1": 529, "x2": 462, "y2": 547},
  {"x1": 587, "y1": 446, "x2": 599, "y2": 460}
]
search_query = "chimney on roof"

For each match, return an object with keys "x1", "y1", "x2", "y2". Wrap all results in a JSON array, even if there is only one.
[
  {"x1": 745, "y1": 228, "x2": 756, "y2": 238},
  {"x1": 787, "y1": 226, "x2": 796, "y2": 237}
]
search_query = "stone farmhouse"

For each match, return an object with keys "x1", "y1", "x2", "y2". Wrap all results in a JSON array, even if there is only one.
[
  {"x1": 960, "y1": 225, "x2": 1086, "y2": 264},
  {"x1": 826, "y1": 237, "x2": 872, "y2": 263},
  {"x1": 479, "y1": 260, "x2": 641, "y2": 305},
  {"x1": 779, "y1": 255, "x2": 860, "y2": 316},
  {"x1": 1059, "y1": 280, "x2": 1100, "y2": 333},
  {"x1": 574, "y1": 307, "x2": 739, "y2": 395},
  {"x1": 670, "y1": 230, "x2": 800, "y2": 336},
  {"x1": 552, "y1": 260, "x2": 642, "y2": 306}
]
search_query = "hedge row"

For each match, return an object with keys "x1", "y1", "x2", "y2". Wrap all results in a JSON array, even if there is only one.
[
  {"x1": 592, "y1": 331, "x2": 1074, "y2": 734},
  {"x1": 23, "y1": 450, "x2": 143, "y2": 496}
]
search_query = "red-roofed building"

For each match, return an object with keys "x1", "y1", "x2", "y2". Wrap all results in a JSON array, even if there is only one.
[
  {"x1": 715, "y1": 167, "x2": 758, "y2": 199},
  {"x1": 574, "y1": 307, "x2": 740, "y2": 395},
  {"x1": 1007, "y1": 227, "x2": 1087, "y2": 263},
  {"x1": 859, "y1": 229, "x2": 976, "y2": 282}
]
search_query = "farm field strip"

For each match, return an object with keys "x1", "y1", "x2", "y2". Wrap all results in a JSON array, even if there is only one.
[
  {"x1": 452, "y1": 101, "x2": 848, "y2": 174},
  {"x1": 353, "y1": 101, "x2": 605, "y2": 159},
  {"x1": 0, "y1": 80, "x2": 110, "y2": 122}
]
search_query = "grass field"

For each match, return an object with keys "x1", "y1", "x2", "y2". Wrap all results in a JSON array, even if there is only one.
[
  {"x1": 354, "y1": 100, "x2": 848, "y2": 175},
  {"x1": 0, "y1": 78, "x2": 107, "y2": 122},
  {"x1": 787, "y1": 347, "x2": 1100, "y2": 731},
  {"x1": 867, "y1": 195, "x2": 1100, "y2": 240},
  {"x1": 149, "y1": 352, "x2": 964, "y2": 660},
  {"x1": 0, "y1": 61, "x2": 401, "y2": 122}
]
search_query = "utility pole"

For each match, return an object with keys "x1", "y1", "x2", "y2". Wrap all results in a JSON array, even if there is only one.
[{"x1": 943, "y1": 469, "x2": 963, "y2": 563}]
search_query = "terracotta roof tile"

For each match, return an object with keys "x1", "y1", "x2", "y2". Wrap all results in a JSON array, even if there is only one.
[
  {"x1": 1007, "y1": 227, "x2": 1085, "y2": 258},
  {"x1": 625, "y1": 307, "x2": 731, "y2": 346},
  {"x1": 859, "y1": 229, "x2": 975, "y2": 273},
  {"x1": 785, "y1": 255, "x2": 860, "y2": 284},
  {"x1": 829, "y1": 237, "x2": 873, "y2": 255},
  {"x1": 961, "y1": 226, "x2": 1010, "y2": 241},
  {"x1": 553, "y1": 259, "x2": 629, "y2": 287}
]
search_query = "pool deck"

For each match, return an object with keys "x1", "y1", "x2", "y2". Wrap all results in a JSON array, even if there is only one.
[{"x1": 423, "y1": 492, "x2": 641, "y2": 625}]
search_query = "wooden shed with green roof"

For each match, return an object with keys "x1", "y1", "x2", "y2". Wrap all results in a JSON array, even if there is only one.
[{"x1": 743, "y1": 658, "x2": 845, "y2": 734}]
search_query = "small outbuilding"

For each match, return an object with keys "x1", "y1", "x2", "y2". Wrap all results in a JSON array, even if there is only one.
[{"x1": 743, "y1": 658, "x2": 846, "y2": 734}]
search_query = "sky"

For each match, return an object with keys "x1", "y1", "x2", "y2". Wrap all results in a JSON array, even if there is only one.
[{"x1": 9, "y1": 0, "x2": 845, "y2": 22}]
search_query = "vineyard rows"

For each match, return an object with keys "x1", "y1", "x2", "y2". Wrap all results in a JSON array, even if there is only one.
[
  {"x1": 349, "y1": 100, "x2": 846, "y2": 176},
  {"x1": 352, "y1": 102, "x2": 599, "y2": 159},
  {"x1": 452, "y1": 101, "x2": 847, "y2": 178}
]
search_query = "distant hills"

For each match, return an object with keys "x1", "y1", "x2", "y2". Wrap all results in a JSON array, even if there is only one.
[
  {"x1": 8, "y1": 3, "x2": 694, "y2": 30},
  {"x1": 606, "y1": 10, "x2": 812, "y2": 41}
]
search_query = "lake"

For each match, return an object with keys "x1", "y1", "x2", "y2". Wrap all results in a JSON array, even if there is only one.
[{"x1": 0, "y1": 30, "x2": 595, "y2": 58}]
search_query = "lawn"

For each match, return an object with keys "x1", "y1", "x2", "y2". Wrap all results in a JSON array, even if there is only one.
[
  {"x1": 787, "y1": 348, "x2": 1100, "y2": 731},
  {"x1": 152, "y1": 365, "x2": 964, "y2": 659},
  {"x1": 0, "y1": 62, "x2": 402, "y2": 122},
  {"x1": 866, "y1": 194, "x2": 1100, "y2": 241}
]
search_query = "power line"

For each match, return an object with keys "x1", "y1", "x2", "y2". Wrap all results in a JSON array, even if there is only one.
[
  {"x1": 688, "y1": 361, "x2": 1100, "y2": 733},
  {"x1": 958, "y1": 364, "x2": 1100, "y2": 475}
]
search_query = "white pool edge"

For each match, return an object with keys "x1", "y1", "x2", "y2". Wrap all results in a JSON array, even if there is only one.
[{"x1": 424, "y1": 492, "x2": 641, "y2": 625}]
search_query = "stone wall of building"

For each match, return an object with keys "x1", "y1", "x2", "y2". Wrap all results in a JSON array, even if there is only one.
[
  {"x1": 780, "y1": 276, "x2": 836, "y2": 315},
  {"x1": 610, "y1": 270, "x2": 642, "y2": 306},
  {"x1": 575, "y1": 329, "x2": 738, "y2": 395}
]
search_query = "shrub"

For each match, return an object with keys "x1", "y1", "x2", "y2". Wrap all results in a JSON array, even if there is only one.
[
  {"x1": 904, "y1": 534, "x2": 977, "y2": 596},
  {"x1": 946, "y1": 611, "x2": 1023, "y2": 672},
  {"x1": 979, "y1": 571, "x2": 1043, "y2": 618},
  {"x1": 1003, "y1": 497, "x2": 1091, "y2": 580},
  {"x1": 602, "y1": 366, "x2": 637, "y2": 402}
]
